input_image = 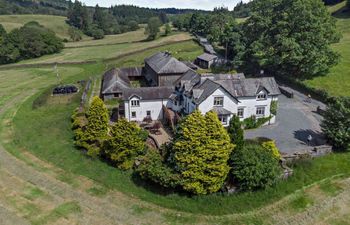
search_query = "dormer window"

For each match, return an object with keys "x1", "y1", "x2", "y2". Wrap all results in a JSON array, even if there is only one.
[
  {"x1": 257, "y1": 92, "x2": 267, "y2": 100},
  {"x1": 214, "y1": 97, "x2": 224, "y2": 106},
  {"x1": 131, "y1": 100, "x2": 140, "y2": 107}
]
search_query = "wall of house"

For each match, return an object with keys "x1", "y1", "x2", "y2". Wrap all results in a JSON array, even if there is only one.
[
  {"x1": 197, "y1": 88, "x2": 238, "y2": 114},
  {"x1": 124, "y1": 97, "x2": 171, "y2": 122},
  {"x1": 184, "y1": 88, "x2": 279, "y2": 126}
]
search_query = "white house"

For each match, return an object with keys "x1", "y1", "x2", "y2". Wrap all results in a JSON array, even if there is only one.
[{"x1": 101, "y1": 52, "x2": 281, "y2": 127}]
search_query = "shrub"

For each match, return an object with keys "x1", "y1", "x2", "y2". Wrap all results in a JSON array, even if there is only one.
[
  {"x1": 68, "y1": 26, "x2": 82, "y2": 42},
  {"x1": 227, "y1": 115, "x2": 244, "y2": 151},
  {"x1": 262, "y1": 140, "x2": 281, "y2": 159},
  {"x1": 91, "y1": 28, "x2": 104, "y2": 40},
  {"x1": 136, "y1": 148, "x2": 181, "y2": 188},
  {"x1": 230, "y1": 144, "x2": 282, "y2": 191},
  {"x1": 270, "y1": 100, "x2": 278, "y2": 115},
  {"x1": 103, "y1": 118, "x2": 147, "y2": 170},
  {"x1": 171, "y1": 111, "x2": 234, "y2": 195},
  {"x1": 83, "y1": 96, "x2": 109, "y2": 156},
  {"x1": 321, "y1": 97, "x2": 350, "y2": 150},
  {"x1": 243, "y1": 116, "x2": 272, "y2": 129},
  {"x1": 127, "y1": 20, "x2": 139, "y2": 31}
]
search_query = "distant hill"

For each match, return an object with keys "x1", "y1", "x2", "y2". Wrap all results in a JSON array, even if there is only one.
[{"x1": 0, "y1": 0, "x2": 68, "y2": 16}]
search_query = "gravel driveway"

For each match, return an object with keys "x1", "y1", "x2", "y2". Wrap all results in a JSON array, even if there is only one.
[{"x1": 245, "y1": 94, "x2": 327, "y2": 154}]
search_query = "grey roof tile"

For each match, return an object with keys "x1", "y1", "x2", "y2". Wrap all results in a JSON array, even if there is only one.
[{"x1": 145, "y1": 52, "x2": 189, "y2": 74}]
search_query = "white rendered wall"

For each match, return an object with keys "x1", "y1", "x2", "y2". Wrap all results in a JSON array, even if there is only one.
[{"x1": 124, "y1": 96, "x2": 170, "y2": 122}]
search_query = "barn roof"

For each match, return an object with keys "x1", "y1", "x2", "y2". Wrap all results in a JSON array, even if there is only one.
[
  {"x1": 101, "y1": 68, "x2": 131, "y2": 94},
  {"x1": 145, "y1": 52, "x2": 189, "y2": 74},
  {"x1": 197, "y1": 53, "x2": 218, "y2": 62}
]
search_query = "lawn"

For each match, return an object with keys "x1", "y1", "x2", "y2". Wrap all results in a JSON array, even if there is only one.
[
  {"x1": 0, "y1": 14, "x2": 89, "y2": 40},
  {"x1": 303, "y1": 1, "x2": 350, "y2": 97}
]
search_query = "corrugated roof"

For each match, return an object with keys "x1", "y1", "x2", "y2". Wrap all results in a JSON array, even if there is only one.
[{"x1": 145, "y1": 52, "x2": 189, "y2": 74}]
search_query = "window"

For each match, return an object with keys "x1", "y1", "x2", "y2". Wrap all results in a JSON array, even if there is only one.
[
  {"x1": 237, "y1": 108, "x2": 244, "y2": 118},
  {"x1": 146, "y1": 111, "x2": 151, "y2": 117},
  {"x1": 131, "y1": 100, "x2": 140, "y2": 107},
  {"x1": 218, "y1": 115, "x2": 228, "y2": 125},
  {"x1": 131, "y1": 111, "x2": 136, "y2": 118},
  {"x1": 257, "y1": 92, "x2": 267, "y2": 100},
  {"x1": 214, "y1": 97, "x2": 224, "y2": 106},
  {"x1": 256, "y1": 107, "x2": 265, "y2": 116}
]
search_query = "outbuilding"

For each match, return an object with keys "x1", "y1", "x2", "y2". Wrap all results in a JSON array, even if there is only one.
[{"x1": 196, "y1": 53, "x2": 218, "y2": 69}]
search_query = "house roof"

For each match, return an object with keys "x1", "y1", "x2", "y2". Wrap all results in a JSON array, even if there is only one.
[
  {"x1": 101, "y1": 68, "x2": 131, "y2": 94},
  {"x1": 145, "y1": 52, "x2": 189, "y2": 74},
  {"x1": 122, "y1": 86, "x2": 174, "y2": 101},
  {"x1": 192, "y1": 75, "x2": 280, "y2": 105},
  {"x1": 211, "y1": 107, "x2": 232, "y2": 115},
  {"x1": 197, "y1": 53, "x2": 218, "y2": 62}
]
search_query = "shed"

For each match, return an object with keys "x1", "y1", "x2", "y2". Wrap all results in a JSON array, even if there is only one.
[{"x1": 196, "y1": 53, "x2": 218, "y2": 69}]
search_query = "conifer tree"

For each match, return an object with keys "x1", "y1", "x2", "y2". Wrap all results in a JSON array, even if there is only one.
[
  {"x1": 84, "y1": 96, "x2": 109, "y2": 156},
  {"x1": 103, "y1": 118, "x2": 147, "y2": 170},
  {"x1": 172, "y1": 111, "x2": 234, "y2": 194},
  {"x1": 228, "y1": 115, "x2": 244, "y2": 151}
]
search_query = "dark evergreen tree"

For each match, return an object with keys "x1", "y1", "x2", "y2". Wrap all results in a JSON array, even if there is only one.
[{"x1": 227, "y1": 115, "x2": 244, "y2": 152}]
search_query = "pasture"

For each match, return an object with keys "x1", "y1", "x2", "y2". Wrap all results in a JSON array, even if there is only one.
[
  {"x1": 0, "y1": 14, "x2": 89, "y2": 40},
  {"x1": 303, "y1": 1, "x2": 350, "y2": 96}
]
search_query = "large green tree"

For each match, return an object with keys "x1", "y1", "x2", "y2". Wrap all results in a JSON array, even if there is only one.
[
  {"x1": 171, "y1": 111, "x2": 234, "y2": 195},
  {"x1": 145, "y1": 17, "x2": 162, "y2": 40},
  {"x1": 321, "y1": 97, "x2": 350, "y2": 150},
  {"x1": 103, "y1": 118, "x2": 147, "y2": 170},
  {"x1": 239, "y1": 0, "x2": 340, "y2": 77},
  {"x1": 84, "y1": 96, "x2": 109, "y2": 156},
  {"x1": 0, "y1": 24, "x2": 6, "y2": 40}
]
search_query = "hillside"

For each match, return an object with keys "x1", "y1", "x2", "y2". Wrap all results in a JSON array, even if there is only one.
[
  {"x1": 303, "y1": 1, "x2": 350, "y2": 96},
  {"x1": 0, "y1": 14, "x2": 88, "y2": 40},
  {"x1": 0, "y1": 0, "x2": 67, "y2": 15}
]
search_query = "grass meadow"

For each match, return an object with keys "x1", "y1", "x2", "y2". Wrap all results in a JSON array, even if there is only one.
[
  {"x1": 303, "y1": 1, "x2": 350, "y2": 96},
  {"x1": 0, "y1": 14, "x2": 89, "y2": 40}
]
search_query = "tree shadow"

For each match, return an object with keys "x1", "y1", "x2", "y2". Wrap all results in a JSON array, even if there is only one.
[
  {"x1": 293, "y1": 129, "x2": 327, "y2": 146},
  {"x1": 131, "y1": 172, "x2": 192, "y2": 197},
  {"x1": 332, "y1": 6, "x2": 350, "y2": 19}
]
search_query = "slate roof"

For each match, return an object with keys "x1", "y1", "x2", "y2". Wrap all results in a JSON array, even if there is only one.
[
  {"x1": 101, "y1": 68, "x2": 131, "y2": 94},
  {"x1": 197, "y1": 53, "x2": 218, "y2": 62},
  {"x1": 191, "y1": 76, "x2": 280, "y2": 104},
  {"x1": 211, "y1": 107, "x2": 232, "y2": 115},
  {"x1": 145, "y1": 52, "x2": 189, "y2": 74},
  {"x1": 122, "y1": 86, "x2": 174, "y2": 100}
]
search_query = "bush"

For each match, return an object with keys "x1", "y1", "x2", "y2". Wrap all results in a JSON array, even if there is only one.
[
  {"x1": 230, "y1": 144, "x2": 282, "y2": 191},
  {"x1": 91, "y1": 28, "x2": 105, "y2": 40},
  {"x1": 270, "y1": 101, "x2": 278, "y2": 115},
  {"x1": 321, "y1": 97, "x2": 350, "y2": 150},
  {"x1": 170, "y1": 111, "x2": 234, "y2": 195},
  {"x1": 127, "y1": 20, "x2": 139, "y2": 31},
  {"x1": 227, "y1": 115, "x2": 244, "y2": 151},
  {"x1": 243, "y1": 116, "x2": 272, "y2": 129},
  {"x1": 103, "y1": 118, "x2": 147, "y2": 170},
  {"x1": 261, "y1": 140, "x2": 281, "y2": 159},
  {"x1": 68, "y1": 27, "x2": 82, "y2": 42},
  {"x1": 135, "y1": 148, "x2": 181, "y2": 188}
]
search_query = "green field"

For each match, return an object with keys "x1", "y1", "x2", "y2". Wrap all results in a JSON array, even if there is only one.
[
  {"x1": 8, "y1": 32, "x2": 193, "y2": 65},
  {"x1": 0, "y1": 14, "x2": 90, "y2": 40},
  {"x1": 303, "y1": 1, "x2": 350, "y2": 96}
]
